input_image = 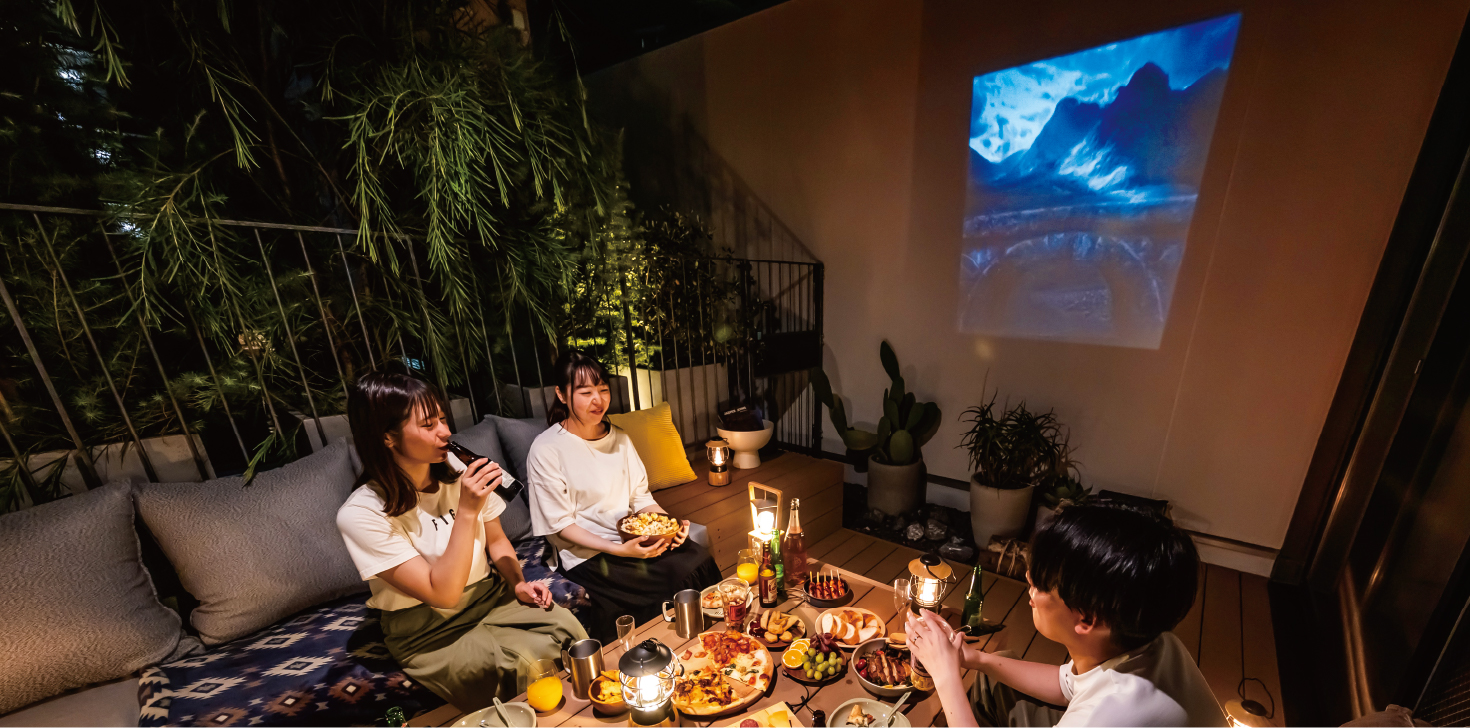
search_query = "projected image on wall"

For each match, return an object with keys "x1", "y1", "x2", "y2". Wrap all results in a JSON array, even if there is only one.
[{"x1": 960, "y1": 14, "x2": 1241, "y2": 348}]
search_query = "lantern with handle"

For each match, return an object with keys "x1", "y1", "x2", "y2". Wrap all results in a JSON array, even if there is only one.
[
  {"x1": 747, "y1": 481, "x2": 782, "y2": 552},
  {"x1": 707, "y1": 437, "x2": 732, "y2": 486},
  {"x1": 907, "y1": 553, "x2": 959, "y2": 613},
  {"x1": 618, "y1": 638, "x2": 682, "y2": 727}
]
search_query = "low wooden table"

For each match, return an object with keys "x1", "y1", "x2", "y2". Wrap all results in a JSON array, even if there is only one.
[{"x1": 417, "y1": 562, "x2": 969, "y2": 727}]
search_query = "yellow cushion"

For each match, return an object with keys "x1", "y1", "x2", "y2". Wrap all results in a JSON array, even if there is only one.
[{"x1": 608, "y1": 402, "x2": 697, "y2": 491}]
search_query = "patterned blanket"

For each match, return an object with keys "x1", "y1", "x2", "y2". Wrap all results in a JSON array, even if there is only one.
[{"x1": 138, "y1": 536, "x2": 590, "y2": 726}]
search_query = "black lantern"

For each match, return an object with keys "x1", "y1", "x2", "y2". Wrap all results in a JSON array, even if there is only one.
[{"x1": 618, "y1": 638, "x2": 681, "y2": 727}]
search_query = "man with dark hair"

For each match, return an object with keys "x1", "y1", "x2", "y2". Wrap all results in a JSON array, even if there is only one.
[{"x1": 907, "y1": 501, "x2": 1225, "y2": 726}]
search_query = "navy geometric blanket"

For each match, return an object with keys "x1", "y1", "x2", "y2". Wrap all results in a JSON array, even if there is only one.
[{"x1": 137, "y1": 536, "x2": 591, "y2": 726}]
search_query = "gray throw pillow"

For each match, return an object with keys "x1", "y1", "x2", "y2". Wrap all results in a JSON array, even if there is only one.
[
  {"x1": 134, "y1": 439, "x2": 367, "y2": 646},
  {"x1": 452, "y1": 416, "x2": 531, "y2": 542},
  {"x1": 0, "y1": 482, "x2": 195, "y2": 716},
  {"x1": 488, "y1": 415, "x2": 548, "y2": 484}
]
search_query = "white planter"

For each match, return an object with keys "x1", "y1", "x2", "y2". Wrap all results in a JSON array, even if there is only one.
[
  {"x1": 867, "y1": 456, "x2": 923, "y2": 517},
  {"x1": 3, "y1": 433, "x2": 215, "y2": 497},
  {"x1": 970, "y1": 476, "x2": 1034, "y2": 547}
]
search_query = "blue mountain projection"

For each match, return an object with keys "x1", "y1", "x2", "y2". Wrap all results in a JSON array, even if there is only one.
[{"x1": 959, "y1": 14, "x2": 1240, "y2": 349}]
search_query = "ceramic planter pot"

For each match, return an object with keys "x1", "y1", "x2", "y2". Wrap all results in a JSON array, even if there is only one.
[
  {"x1": 970, "y1": 476, "x2": 1034, "y2": 547},
  {"x1": 868, "y1": 456, "x2": 923, "y2": 516}
]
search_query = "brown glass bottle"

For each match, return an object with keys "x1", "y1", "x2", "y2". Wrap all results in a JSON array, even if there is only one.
[
  {"x1": 758, "y1": 542, "x2": 778, "y2": 609},
  {"x1": 445, "y1": 441, "x2": 523, "y2": 502}
]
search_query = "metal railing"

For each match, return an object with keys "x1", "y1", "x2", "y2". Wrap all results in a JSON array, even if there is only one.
[{"x1": 0, "y1": 203, "x2": 822, "y2": 508}]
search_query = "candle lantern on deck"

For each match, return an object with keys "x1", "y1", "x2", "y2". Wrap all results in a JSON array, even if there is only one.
[
  {"x1": 907, "y1": 553, "x2": 959, "y2": 613},
  {"x1": 707, "y1": 437, "x2": 732, "y2": 486},
  {"x1": 747, "y1": 481, "x2": 783, "y2": 552},
  {"x1": 619, "y1": 638, "x2": 681, "y2": 727}
]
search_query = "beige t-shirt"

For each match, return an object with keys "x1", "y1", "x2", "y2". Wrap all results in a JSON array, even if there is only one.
[
  {"x1": 525, "y1": 423, "x2": 659, "y2": 570},
  {"x1": 336, "y1": 462, "x2": 506, "y2": 613}
]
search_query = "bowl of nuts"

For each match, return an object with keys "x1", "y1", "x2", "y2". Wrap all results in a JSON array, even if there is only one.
[{"x1": 616, "y1": 512, "x2": 682, "y2": 546}]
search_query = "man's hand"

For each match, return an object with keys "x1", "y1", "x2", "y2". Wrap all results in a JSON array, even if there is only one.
[
  {"x1": 514, "y1": 580, "x2": 554, "y2": 609},
  {"x1": 907, "y1": 609, "x2": 966, "y2": 689}
]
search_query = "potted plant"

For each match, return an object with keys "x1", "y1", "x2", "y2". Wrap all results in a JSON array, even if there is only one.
[
  {"x1": 811, "y1": 342, "x2": 941, "y2": 516},
  {"x1": 959, "y1": 393, "x2": 1074, "y2": 546},
  {"x1": 1035, "y1": 473, "x2": 1090, "y2": 532}
]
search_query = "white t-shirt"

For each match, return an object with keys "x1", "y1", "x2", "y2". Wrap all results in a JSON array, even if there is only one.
[
  {"x1": 525, "y1": 423, "x2": 659, "y2": 570},
  {"x1": 1014, "y1": 631, "x2": 1224, "y2": 727},
  {"x1": 336, "y1": 459, "x2": 506, "y2": 614}
]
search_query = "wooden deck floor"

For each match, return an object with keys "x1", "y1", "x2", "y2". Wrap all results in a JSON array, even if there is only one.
[{"x1": 664, "y1": 452, "x2": 1284, "y2": 725}]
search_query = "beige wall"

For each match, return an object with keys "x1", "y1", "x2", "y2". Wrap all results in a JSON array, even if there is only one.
[{"x1": 589, "y1": 0, "x2": 1468, "y2": 548}]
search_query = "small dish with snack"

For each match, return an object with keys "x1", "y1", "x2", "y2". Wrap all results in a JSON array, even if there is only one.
[
  {"x1": 781, "y1": 633, "x2": 847, "y2": 685},
  {"x1": 753, "y1": 608, "x2": 806, "y2": 648},
  {"x1": 826, "y1": 698, "x2": 910, "y2": 728},
  {"x1": 587, "y1": 670, "x2": 625, "y2": 715},
  {"x1": 803, "y1": 572, "x2": 851, "y2": 607},
  {"x1": 700, "y1": 583, "x2": 754, "y2": 619},
  {"x1": 616, "y1": 512, "x2": 682, "y2": 546},
  {"x1": 816, "y1": 608, "x2": 886, "y2": 649}
]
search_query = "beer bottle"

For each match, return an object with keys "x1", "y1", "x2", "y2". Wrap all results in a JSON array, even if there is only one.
[{"x1": 758, "y1": 542, "x2": 778, "y2": 608}]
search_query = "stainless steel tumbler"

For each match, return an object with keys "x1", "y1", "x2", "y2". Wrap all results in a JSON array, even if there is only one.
[
  {"x1": 560, "y1": 638, "x2": 604, "y2": 700},
  {"x1": 662, "y1": 589, "x2": 703, "y2": 639}
]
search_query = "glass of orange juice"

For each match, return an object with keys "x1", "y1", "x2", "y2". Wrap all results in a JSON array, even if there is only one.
[{"x1": 736, "y1": 549, "x2": 759, "y2": 584}]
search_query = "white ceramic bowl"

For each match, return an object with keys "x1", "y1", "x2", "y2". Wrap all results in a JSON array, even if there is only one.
[
  {"x1": 826, "y1": 698, "x2": 911, "y2": 727},
  {"x1": 716, "y1": 420, "x2": 774, "y2": 469},
  {"x1": 453, "y1": 701, "x2": 537, "y2": 727}
]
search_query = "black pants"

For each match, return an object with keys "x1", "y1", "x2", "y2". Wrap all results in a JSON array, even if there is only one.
[{"x1": 562, "y1": 539, "x2": 722, "y2": 643}]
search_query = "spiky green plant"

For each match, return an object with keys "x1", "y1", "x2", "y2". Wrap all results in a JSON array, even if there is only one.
[
  {"x1": 959, "y1": 392, "x2": 1078, "y2": 491},
  {"x1": 810, "y1": 341, "x2": 941, "y2": 466}
]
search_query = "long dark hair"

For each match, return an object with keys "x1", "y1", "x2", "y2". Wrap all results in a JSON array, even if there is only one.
[
  {"x1": 548, "y1": 350, "x2": 612, "y2": 426},
  {"x1": 348, "y1": 369, "x2": 456, "y2": 517}
]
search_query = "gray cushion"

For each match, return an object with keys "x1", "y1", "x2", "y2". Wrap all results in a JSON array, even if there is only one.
[
  {"x1": 134, "y1": 439, "x2": 367, "y2": 646},
  {"x1": 453, "y1": 416, "x2": 532, "y2": 542},
  {"x1": 487, "y1": 415, "x2": 548, "y2": 483},
  {"x1": 0, "y1": 677, "x2": 139, "y2": 727},
  {"x1": 0, "y1": 483, "x2": 193, "y2": 716}
]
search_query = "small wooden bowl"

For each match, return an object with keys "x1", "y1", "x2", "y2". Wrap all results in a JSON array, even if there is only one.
[
  {"x1": 615, "y1": 514, "x2": 680, "y2": 546},
  {"x1": 588, "y1": 676, "x2": 626, "y2": 715}
]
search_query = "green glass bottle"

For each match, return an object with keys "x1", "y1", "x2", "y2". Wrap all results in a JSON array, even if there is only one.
[
  {"x1": 770, "y1": 529, "x2": 785, "y2": 599},
  {"x1": 959, "y1": 561, "x2": 984, "y2": 629}
]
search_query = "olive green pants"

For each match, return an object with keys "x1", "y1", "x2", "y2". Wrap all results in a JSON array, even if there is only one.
[{"x1": 380, "y1": 576, "x2": 587, "y2": 711}]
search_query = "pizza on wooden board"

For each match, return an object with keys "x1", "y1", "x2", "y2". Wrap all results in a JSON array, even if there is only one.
[{"x1": 672, "y1": 631, "x2": 773, "y2": 716}]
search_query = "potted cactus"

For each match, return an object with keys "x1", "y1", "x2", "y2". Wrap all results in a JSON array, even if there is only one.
[{"x1": 811, "y1": 341, "x2": 941, "y2": 516}]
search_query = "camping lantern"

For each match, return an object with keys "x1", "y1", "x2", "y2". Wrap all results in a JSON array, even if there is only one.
[
  {"x1": 707, "y1": 437, "x2": 732, "y2": 486},
  {"x1": 619, "y1": 638, "x2": 681, "y2": 727},
  {"x1": 907, "y1": 553, "x2": 958, "y2": 613},
  {"x1": 747, "y1": 482, "x2": 782, "y2": 549}
]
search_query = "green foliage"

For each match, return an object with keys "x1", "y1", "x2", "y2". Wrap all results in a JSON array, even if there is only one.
[
  {"x1": 958, "y1": 390, "x2": 1078, "y2": 491},
  {"x1": 810, "y1": 341, "x2": 940, "y2": 466},
  {"x1": 1039, "y1": 473, "x2": 1091, "y2": 509}
]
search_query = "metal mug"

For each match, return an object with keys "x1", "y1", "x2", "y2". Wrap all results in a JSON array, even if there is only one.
[
  {"x1": 662, "y1": 589, "x2": 703, "y2": 639},
  {"x1": 560, "y1": 638, "x2": 604, "y2": 700}
]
